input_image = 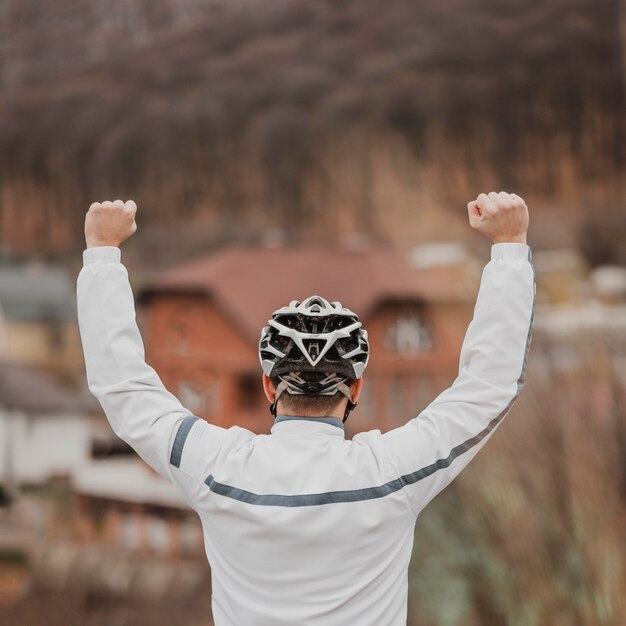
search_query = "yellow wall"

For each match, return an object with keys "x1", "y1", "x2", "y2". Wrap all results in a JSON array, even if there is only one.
[{"x1": 3, "y1": 320, "x2": 84, "y2": 375}]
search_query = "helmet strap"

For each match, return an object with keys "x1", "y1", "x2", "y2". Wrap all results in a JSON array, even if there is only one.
[
  {"x1": 270, "y1": 373, "x2": 357, "y2": 422},
  {"x1": 343, "y1": 400, "x2": 357, "y2": 423}
]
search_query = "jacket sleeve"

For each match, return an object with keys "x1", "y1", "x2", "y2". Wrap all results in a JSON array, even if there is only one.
[
  {"x1": 380, "y1": 242, "x2": 536, "y2": 515},
  {"x1": 76, "y1": 246, "x2": 227, "y2": 505}
]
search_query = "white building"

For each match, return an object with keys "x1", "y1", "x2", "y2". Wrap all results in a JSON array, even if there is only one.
[{"x1": 0, "y1": 360, "x2": 93, "y2": 490}]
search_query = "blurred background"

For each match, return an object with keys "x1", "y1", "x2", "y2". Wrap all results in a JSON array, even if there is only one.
[{"x1": 1, "y1": 0, "x2": 625, "y2": 624}]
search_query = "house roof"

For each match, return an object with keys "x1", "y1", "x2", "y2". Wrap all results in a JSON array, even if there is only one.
[
  {"x1": 141, "y1": 245, "x2": 469, "y2": 343},
  {"x1": 0, "y1": 259, "x2": 76, "y2": 322},
  {"x1": 0, "y1": 360, "x2": 90, "y2": 414},
  {"x1": 73, "y1": 458, "x2": 188, "y2": 509}
]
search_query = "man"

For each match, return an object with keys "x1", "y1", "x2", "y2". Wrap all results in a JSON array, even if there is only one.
[{"x1": 77, "y1": 192, "x2": 534, "y2": 625}]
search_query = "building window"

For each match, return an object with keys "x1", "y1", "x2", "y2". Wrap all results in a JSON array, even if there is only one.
[
  {"x1": 407, "y1": 377, "x2": 434, "y2": 415},
  {"x1": 388, "y1": 377, "x2": 406, "y2": 420},
  {"x1": 180, "y1": 517, "x2": 202, "y2": 558},
  {"x1": 120, "y1": 512, "x2": 141, "y2": 551},
  {"x1": 238, "y1": 373, "x2": 261, "y2": 410},
  {"x1": 385, "y1": 309, "x2": 433, "y2": 355},
  {"x1": 147, "y1": 517, "x2": 169, "y2": 555},
  {"x1": 178, "y1": 379, "x2": 220, "y2": 417},
  {"x1": 178, "y1": 381, "x2": 204, "y2": 414}
]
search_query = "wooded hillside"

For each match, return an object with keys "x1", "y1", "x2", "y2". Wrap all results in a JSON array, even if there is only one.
[{"x1": 1, "y1": 0, "x2": 624, "y2": 262}]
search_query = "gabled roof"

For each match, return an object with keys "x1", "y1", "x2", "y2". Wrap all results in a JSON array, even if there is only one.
[
  {"x1": 141, "y1": 246, "x2": 466, "y2": 343},
  {"x1": 73, "y1": 458, "x2": 188, "y2": 509}
]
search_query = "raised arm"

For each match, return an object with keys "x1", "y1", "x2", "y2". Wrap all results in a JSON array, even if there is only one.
[
  {"x1": 77, "y1": 200, "x2": 226, "y2": 494},
  {"x1": 379, "y1": 192, "x2": 535, "y2": 515}
]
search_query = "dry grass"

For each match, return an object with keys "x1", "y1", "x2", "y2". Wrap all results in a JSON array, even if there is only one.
[{"x1": 409, "y1": 328, "x2": 626, "y2": 625}]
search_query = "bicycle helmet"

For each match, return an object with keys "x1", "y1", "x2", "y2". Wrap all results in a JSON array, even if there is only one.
[{"x1": 259, "y1": 295, "x2": 370, "y2": 421}]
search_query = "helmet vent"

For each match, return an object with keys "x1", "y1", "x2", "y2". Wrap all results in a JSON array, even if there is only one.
[
  {"x1": 302, "y1": 380, "x2": 322, "y2": 393},
  {"x1": 304, "y1": 339, "x2": 321, "y2": 359},
  {"x1": 258, "y1": 295, "x2": 370, "y2": 379}
]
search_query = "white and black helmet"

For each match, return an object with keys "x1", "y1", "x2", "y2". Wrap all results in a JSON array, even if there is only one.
[{"x1": 259, "y1": 295, "x2": 370, "y2": 417}]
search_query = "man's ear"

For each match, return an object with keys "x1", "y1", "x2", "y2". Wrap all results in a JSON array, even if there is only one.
[
  {"x1": 262, "y1": 374, "x2": 276, "y2": 403},
  {"x1": 351, "y1": 378, "x2": 364, "y2": 403}
]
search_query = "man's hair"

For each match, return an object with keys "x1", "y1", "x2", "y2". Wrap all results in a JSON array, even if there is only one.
[{"x1": 271, "y1": 371, "x2": 355, "y2": 416}]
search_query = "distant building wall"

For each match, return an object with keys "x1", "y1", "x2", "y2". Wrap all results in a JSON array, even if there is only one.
[
  {"x1": 0, "y1": 410, "x2": 90, "y2": 485},
  {"x1": 74, "y1": 494, "x2": 204, "y2": 561},
  {"x1": 2, "y1": 321, "x2": 84, "y2": 377},
  {"x1": 145, "y1": 294, "x2": 471, "y2": 433},
  {"x1": 146, "y1": 294, "x2": 265, "y2": 431},
  {"x1": 353, "y1": 300, "x2": 469, "y2": 431}
]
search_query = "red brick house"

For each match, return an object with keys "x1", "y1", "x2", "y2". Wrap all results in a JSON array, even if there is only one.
[{"x1": 140, "y1": 246, "x2": 475, "y2": 434}]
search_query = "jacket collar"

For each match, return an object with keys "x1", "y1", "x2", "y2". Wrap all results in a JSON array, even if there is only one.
[{"x1": 271, "y1": 415, "x2": 345, "y2": 437}]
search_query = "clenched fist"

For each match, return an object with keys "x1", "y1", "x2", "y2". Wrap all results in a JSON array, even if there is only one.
[
  {"x1": 467, "y1": 192, "x2": 528, "y2": 244},
  {"x1": 85, "y1": 199, "x2": 137, "y2": 248}
]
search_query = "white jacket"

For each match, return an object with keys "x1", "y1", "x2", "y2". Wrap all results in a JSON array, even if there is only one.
[{"x1": 77, "y1": 242, "x2": 535, "y2": 625}]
